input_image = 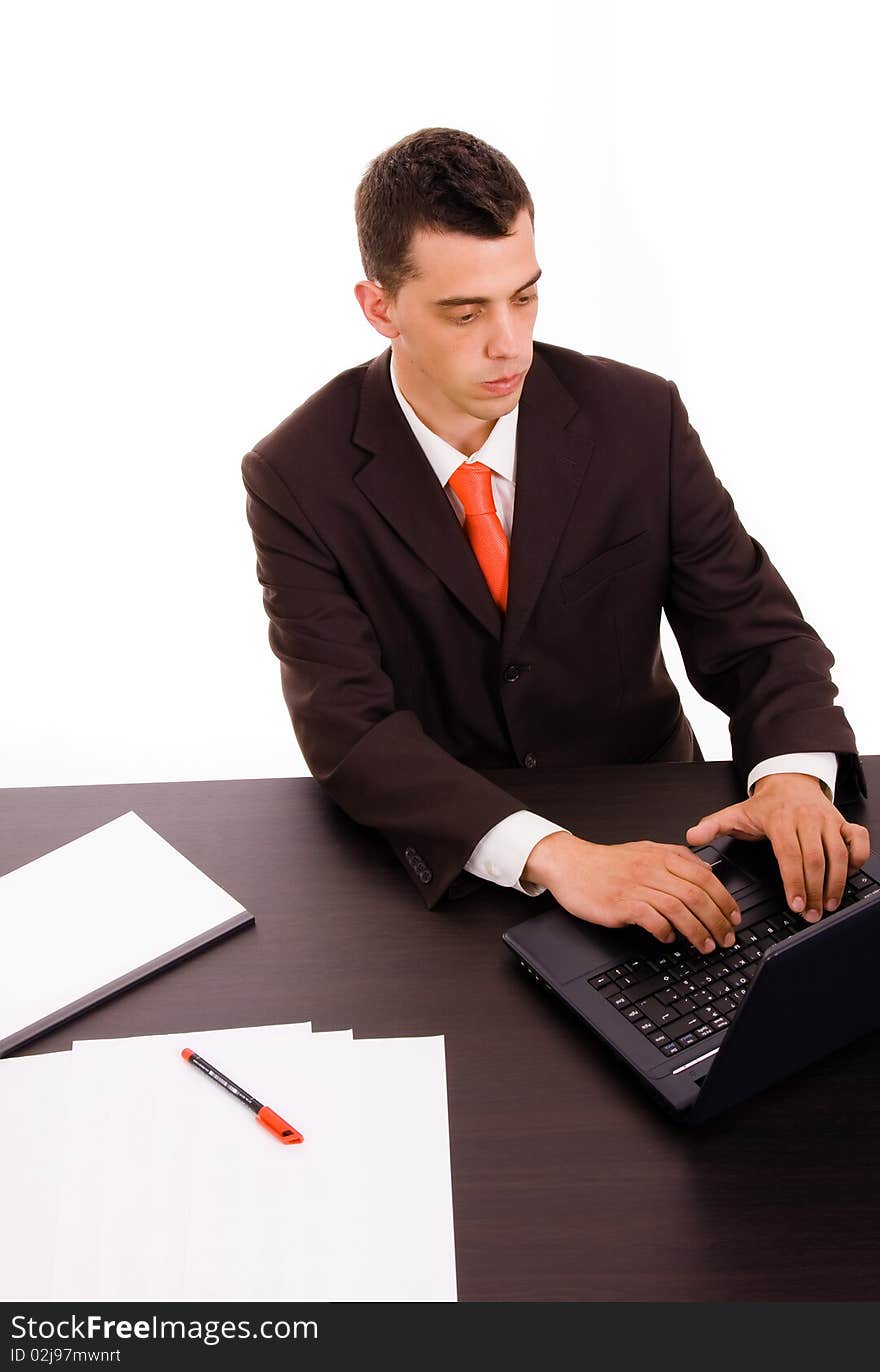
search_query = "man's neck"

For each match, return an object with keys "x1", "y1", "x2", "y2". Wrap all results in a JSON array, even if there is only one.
[{"x1": 391, "y1": 349, "x2": 497, "y2": 457}]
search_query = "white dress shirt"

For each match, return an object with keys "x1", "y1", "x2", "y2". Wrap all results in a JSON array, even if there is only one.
[{"x1": 388, "y1": 354, "x2": 837, "y2": 895}]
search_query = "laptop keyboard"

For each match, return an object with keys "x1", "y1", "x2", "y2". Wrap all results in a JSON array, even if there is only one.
[{"x1": 588, "y1": 867, "x2": 879, "y2": 1057}]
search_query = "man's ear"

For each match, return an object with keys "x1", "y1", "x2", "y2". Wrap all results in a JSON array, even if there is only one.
[{"x1": 353, "y1": 279, "x2": 399, "y2": 340}]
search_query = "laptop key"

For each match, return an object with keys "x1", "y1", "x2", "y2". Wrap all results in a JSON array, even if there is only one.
[
  {"x1": 635, "y1": 1020, "x2": 656, "y2": 1034},
  {"x1": 588, "y1": 974, "x2": 611, "y2": 989},
  {"x1": 661, "y1": 1043, "x2": 681, "y2": 1055},
  {"x1": 677, "y1": 1033, "x2": 698, "y2": 1047},
  {"x1": 648, "y1": 1031, "x2": 670, "y2": 1046},
  {"x1": 636, "y1": 997, "x2": 678, "y2": 1026},
  {"x1": 625, "y1": 959, "x2": 658, "y2": 976},
  {"x1": 659, "y1": 1013, "x2": 702, "y2": 1040},
  {"x1": 753, "y1": 920, "x2": 781, "y2": 938},
  {"x1": 625, "y1": 971, "x2": 677, "y2": 999},
  {"x1": 849, "y1": 872, "x2": 875, "y2": 890}
]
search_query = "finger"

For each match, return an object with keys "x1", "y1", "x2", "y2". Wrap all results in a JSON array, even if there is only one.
[
  {"x1": 666, "y1": 851, "x2": 741, "y2": 925},
  {"x1": 637, "y1": 888, "x2": 721, "y2": 953},
  {"x1": 821, "y1": 823, "x2": 850, "y2": 912},
  {"x1": 841, "y1": 822, "x2": 871, "y2": 874},
  {"x1": 685, "y1": 806, "x2": 758, "y2": 846},
  {"x1": 626, "y1": 904, "x2": 677, "y2": 945},
  {"x1": 684, "y1": 812, "x2": 723, "y2": 845},
  {"x1": 795, "y1": 812, "x2": 827, "y2": 920},
  {"x1": 659, "y1": 861, "x2": 740, "y2": 943},
  {"x1": 767, "y1": 823, "x2": 809, "y2": 915}
]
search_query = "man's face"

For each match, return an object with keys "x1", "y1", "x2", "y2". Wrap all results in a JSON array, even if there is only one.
[{"x1": 381, "y1": 207, "x2": 540, "y2": 425}]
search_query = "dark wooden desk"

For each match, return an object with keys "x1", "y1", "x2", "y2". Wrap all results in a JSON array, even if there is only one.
[{"x1": 3, "y1": 760, "x2": 879, "y2": 1302}]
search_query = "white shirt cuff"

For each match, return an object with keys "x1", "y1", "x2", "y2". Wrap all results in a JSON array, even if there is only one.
[
  {"x1": 465, "y1": 811, "x2": 571, "y2": 896},
  {"x1": 747, "y1": 752, "x2": 838, "y2": 803}
]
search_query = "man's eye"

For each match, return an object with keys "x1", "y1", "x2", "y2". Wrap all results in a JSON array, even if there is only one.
[{"x1": 452, "y1": 294, "x2": 537, "y2": 326}]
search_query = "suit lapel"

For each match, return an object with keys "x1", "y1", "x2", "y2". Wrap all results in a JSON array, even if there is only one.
[
  {"x1": 354, "y1": 347, "x2": 503, "y2": 639},
  {"x1": 502, "y1": 351, "x2": 596, "y2": 659},
  {"x1": 352, "y1": 344, "x2": 596, "y2": 650}
]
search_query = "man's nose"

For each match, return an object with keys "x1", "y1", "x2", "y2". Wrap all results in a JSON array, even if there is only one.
[{"x1": 486, "y1": 309, "x2": 523, "y2": 357}]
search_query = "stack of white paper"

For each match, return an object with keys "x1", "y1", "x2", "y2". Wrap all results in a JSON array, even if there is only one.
[
  {"x1": 0, "y1": 811, "x2": 253, "y2": 1055},
  {"x1": 0, "y1": 1021, "x2": 458, "y2": 1301}
]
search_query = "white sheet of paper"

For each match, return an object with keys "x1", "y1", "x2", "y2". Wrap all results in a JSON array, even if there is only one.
[
  {"x1": 0, "y1": 812, "x2": 250, "y2": 1046},
  {"x1": 50, "y1": 1022, "x2": 315, "y2": 1301},
  {"x1": 347, "y1": 1035, "x2": 458, "y2": 1301},
  {"x1": 180, "y1": 1029, "x2": 356, "y2": 1301},
  {"x1": 0, "y1": 1051, "x2": 73, "y2": 1302}
]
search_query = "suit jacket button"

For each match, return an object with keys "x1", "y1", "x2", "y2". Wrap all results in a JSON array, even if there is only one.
[
  {"x1": 419, "y1": 868, "x2": 432, "y2": 883},
  {"x1": 524, "y1": 752, "x2": 537, "y2": 769},
  {"x1": 503, "y1": 664, "x2": 520, "y2": 683}
]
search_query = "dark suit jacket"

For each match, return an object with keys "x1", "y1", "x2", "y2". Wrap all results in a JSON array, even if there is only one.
[{"x1": 241, "y1": 340, "x2": 866, "y2": 908}]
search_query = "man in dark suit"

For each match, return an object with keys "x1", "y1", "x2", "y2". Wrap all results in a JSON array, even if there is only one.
[{"x1": 242, "y1": 127, "x2": 869, "y2": 955}]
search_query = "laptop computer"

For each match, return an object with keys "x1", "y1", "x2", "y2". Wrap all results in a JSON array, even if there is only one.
[{"x1": 503, "y1": 834, "x2": 880, "y2": 1124}]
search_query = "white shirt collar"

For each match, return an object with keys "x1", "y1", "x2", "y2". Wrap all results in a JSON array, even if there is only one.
[{"x1": 389, "y1": 351, "x2": 518, "y2": 487}]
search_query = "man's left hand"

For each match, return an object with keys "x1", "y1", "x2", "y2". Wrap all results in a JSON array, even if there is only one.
[{"x1": 685, "y1": 772, "x2": 871, "y2": 920}]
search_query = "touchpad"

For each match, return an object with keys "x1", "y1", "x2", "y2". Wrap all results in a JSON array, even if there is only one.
[{"x1": 506, "y1": 907, "x2": 650, "y2": 985}]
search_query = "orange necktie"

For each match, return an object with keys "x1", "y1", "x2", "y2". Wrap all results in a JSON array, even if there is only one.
[{"x1": 446, "y1": 460, "x2": 509, "y2": 612}]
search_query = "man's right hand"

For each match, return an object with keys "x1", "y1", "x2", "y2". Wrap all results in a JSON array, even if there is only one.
[{"x1": 521, "y1": 831, "x2": 742, "y2": 953}]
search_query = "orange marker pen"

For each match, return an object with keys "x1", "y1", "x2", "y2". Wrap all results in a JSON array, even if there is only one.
[{"x1": 181, "y1": 1047, "x2": 303, "y2": 1144}]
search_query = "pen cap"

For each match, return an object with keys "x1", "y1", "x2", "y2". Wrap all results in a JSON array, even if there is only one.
[{"x1": 256, "y1": 1105, "x2": 303, "y2": 1145}]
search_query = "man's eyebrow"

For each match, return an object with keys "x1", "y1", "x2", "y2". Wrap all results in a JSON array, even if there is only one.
[{"x1": 432, "y1": 268, "x2": 542, "y2": 308}]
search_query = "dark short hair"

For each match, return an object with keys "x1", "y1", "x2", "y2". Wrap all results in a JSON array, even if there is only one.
[{"x1": 354, "y1": 127, "x2": 535, "y2": 301}]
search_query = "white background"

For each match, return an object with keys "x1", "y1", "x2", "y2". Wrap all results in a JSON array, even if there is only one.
[{"x1": 2, "y1": 0, "x2": 876, "y2": 787}]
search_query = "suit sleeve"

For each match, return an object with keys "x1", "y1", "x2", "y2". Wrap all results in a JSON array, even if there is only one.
[
  {"x1": 241, "y1": 449, "x2": 527, "y2": 908},
  {"x1": 662, "y1": 380, "x2": 867, "y2": 806}
]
